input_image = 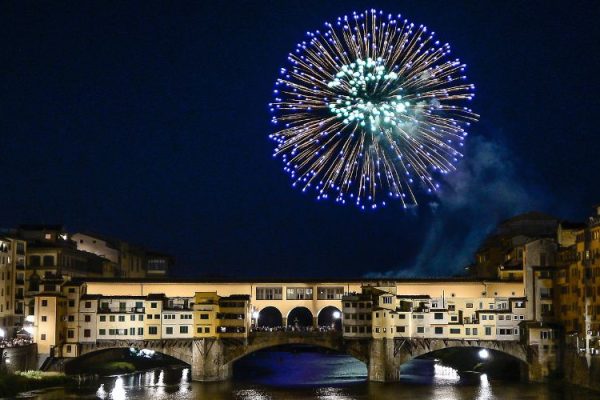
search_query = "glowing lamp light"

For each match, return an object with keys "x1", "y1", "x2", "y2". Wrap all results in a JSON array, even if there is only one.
[
  {"x1": 25, "y1": 315, "x2": 35, "y2": 323},
  {"x1": 252, "y1": 311, "x2": 259, "y2": 319},
  {"x1": 0, "y1": 328, "x2": 5, "y2": 338},
  {"x1": 333, "y1": 311, "x2": 341, "y2": 319},
  {"x1": 478, "y1": 349, "x2": 490, "y2": 360}
]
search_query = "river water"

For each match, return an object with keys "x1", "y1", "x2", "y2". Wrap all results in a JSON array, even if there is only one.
[{"x1": 16, "y1": 350, "x2": 600, "y2": 400}]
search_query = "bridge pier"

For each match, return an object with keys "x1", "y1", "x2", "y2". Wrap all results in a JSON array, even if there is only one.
[
  {"x1": 191, "y1": 339, "x2": 231, "y2": 382},
  {"x1": 368, "y1": 338, "x2": 408, "y2": 382}
]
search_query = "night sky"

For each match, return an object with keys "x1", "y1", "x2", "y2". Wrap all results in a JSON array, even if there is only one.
[{"x1": 1, "y1": 1, "x2": 599, "y2": 279}]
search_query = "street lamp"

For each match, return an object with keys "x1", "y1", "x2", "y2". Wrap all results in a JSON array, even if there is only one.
[
  {"x1": 332, "y1": 311, "x2": 341, "y2": 319},
  {"x1": 478, "y1": 349, "x2": 490, "y2": 360}
]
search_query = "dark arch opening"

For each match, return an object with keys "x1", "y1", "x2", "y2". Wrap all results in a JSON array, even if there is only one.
[
  {"x1": 64, "y1": 347, "x2": 188, "y2": 375},
  {"x1": 412, "y1": 347, "x2": 525, "y2": 381},
  {"x1": 317, "y1": 306, "x2": 342, "y2": 331},
  {"x1": 287, "y1": 307, "x2": 313, "y2": 328},
  {"x1": 232, "y1": 344, "x2": 367, "y2": 384},
  {"x1": 257, "y1": 306, "x2": 283, "y2": 328}
]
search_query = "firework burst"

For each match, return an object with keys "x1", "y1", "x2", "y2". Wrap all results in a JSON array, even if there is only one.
[{"x1": 269, "y1": 9, "x2": 478, "y2": 210}]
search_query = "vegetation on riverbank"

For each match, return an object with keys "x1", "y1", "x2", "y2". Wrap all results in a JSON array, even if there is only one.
[
  {"x1": 0, "y1": 370, "x2": 74, "y2": 397},
  {"x1": 88, "y1": 361, "x2": 137, "y2": 375}
]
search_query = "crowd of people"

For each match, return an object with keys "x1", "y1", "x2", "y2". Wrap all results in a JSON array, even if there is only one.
[
  {"x1": 0, "y1": 336, "x2": 33, "y2": 348},
  {"x1": 251, "y1": 325, "x2": 339, "y2": 333}
]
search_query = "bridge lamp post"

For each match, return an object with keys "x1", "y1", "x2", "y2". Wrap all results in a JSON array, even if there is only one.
[{"x1": 332, "y1": 311, "x2": 341, "y2": 331}]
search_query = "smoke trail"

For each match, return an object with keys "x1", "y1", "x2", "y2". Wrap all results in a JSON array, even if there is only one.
[{"x1": 370, "y1": 136, "x2": 543, "y2": 278}]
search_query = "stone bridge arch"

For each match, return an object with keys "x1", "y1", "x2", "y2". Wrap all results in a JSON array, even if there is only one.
[
  {"x1": 317, "y1": 306, "x2": 342, "y2": 330},
  {"x1": 368, "y1": 338, "x2": 532, "y2": 382},
  {"x1": 287, "y1": 307, "x2": 313, "y2": 327},
  {"x1": 256, "y1": 306, "x2": 283, "y2": 328},
  {"x1": 77, "y1": 339, "x2": 194, "y2": 366}
]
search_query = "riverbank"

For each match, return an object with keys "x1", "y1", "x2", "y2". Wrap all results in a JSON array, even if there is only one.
[{"x1": 0, "y1": 371, "x2": 74, "y2": 398}]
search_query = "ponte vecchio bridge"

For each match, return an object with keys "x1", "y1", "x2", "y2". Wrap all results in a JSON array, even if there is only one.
[{"x1": 34, "y1": 278, "x2": 559, "y2": 382}]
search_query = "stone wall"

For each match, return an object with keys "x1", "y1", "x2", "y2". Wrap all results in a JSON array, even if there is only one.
[
  {"x1": 1, "y1": 344, "x2": 37, "y2": 373},
  {"x1": 563, "y1": 350, "x2": 600, "y2": 391}
]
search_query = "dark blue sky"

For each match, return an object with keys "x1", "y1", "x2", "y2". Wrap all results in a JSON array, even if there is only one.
[{"x1": 1, "y1": 1, "x2": 599, "y2": 278}]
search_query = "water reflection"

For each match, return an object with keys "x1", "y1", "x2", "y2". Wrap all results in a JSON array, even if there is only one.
[
  {"x1": 24, "y1": 352, "x2": 600, "y2": 400},
  {"x1": 109, "y1": 376, "x2": 126, "y2": 400}
]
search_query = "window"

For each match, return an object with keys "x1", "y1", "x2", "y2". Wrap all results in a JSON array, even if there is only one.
[
  {"x1": 118, "y1": 316, "x2": 125, "y2": 322},
  {"x1": 375, "y1": 328, "x2": 380, "y2": 333},
  {"x1": 450, "y1": 328, "x2": 460, "y2": 334},
  {"x1": 204, "y1": 327, "x2": 210, "y2": 333},
  {"x1": 434, "y1": 327, "x2": 443, "y2": 335},
  {"x1": 399, "y1": 314, "x2": 406, "y2": 319},
  {"x1": 150, "y1": 302, "x2": 157, "y2": 309},
  {"x1": 434, "y1": 313, "x2": 444, "y2": 320},
  {"x1": 166, "y1": 327, "x2": 173, "y2": 335},
  {"x1": 489, "y1": 315, "x2": 494, "y2": 320},
  {"x1": 41, "y1": 334, "x2": 46, "y2": 340},
  {"x1": 42, "y1": 255, "x2": 54, "y2": 267},
  {"x1": 417, "y1": 327, "x2": 425, "y2": 333},
  {"x1": 383, "y1": 296, "x2": 392, "y2": 304},
  {"x1": 130, "y1": 328, "x2": 135, "y2": 335},
  {"x1": 84, "y1": 315, "x2": 91, "y2": 322},
  {"x1": 99, "y1": 329, "x2": 106, "y2": 336},
  {"x1": 286, "y1": 287, "x2": 313, "y2": 300},
  {"x1": 41, "y1": 316, "x2": 47, "y2": 322},
  {"x1": 482, "y1": 315, "x2": 487, "y2": 320},
  {"x1": 473, "y1": 328, "x2": 478, "y2": 335},
  {"x1": 109, "y1": 316, "x2": 115, "y2": 322},
  {"x1": 317, "y1": 286, "x2": 344, "y2": 300},
  {"x1": 99, "y1": 316, "x2": 106, "y2": 322},
  {"x1": 200, "y1": 314, "x2": 209, "y2": 320},
  {"x1": 29, "y1": 255, "x2": 41, "y2": 267},
  {"x1": 41, "y1": 300, "x2": 48, "y2": 307},
  {"x1": 147, "y1": 314, "x2": 153, "y2": 319},
  {"x1": 154, "y1": 314, "x2": 160, "y2": 319},
  {"x1": 84, "y1": 329, "x2": 91, "y2": 338},
  {"x1": 180, "y1": 326, "x2": 189, "y2": 334},
  {"x1": 137, "y1": 328, "x2": 143, "y2": 335},
  {"x1": 514, "y1": 301, "x2": 525, "y2": 308},
  {"x1": 139, "y1": 315, "x2": 144, "y2": 321},
  {"x1": 68, "y1": 315, "x2": 75, "y2": 322},
  {"x1": 85, "y1": 301, "x2": 92, "y2": 309},
  {"x1": 466, "y1": 328, "x2": 471, "y2": 335},
  {"x1": 256, "y1": 287, "x2": 283, "y2": 300},
  {"x1": 68, "y1": 288, "x2": 75, "y2": 293},
  {"x1": 149, "y1": 326, "x2": 158, "y2": 335},
  {"x1": 130, "y1": 315, "x2": 135, "y2": 321},
  {"x1": 485, "y1": 327, "x2": 492, "y2": 335},
  {"x1": 396, "y1": 326, "x2": 405, "y2": 333},
  {"x1": 67, "y1": 329, "x2": 74, "y2": 339}
]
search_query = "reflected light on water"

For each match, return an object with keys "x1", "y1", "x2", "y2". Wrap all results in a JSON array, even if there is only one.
[
  {"x1": 179, "y1": 368, "x2": 190, "y2": 393},
  {"x1": 235, "y1": 389, "x2": 271, "y2": 399},
  {"x1": 434, "y1": 363, "x2": 460, "y2": 382},
  {"x1": 144, "y1": 370, "x2": 155, "y2": 386},
  {"x1": 109, "y1": 376, "x2": 126, "y2": 400},
  {"x1": 96, "y1": 383, "x2": 107, "y2": 399},
  {"x1": 477, "y1": 373, "x2": 492, "y2": 400},
  {"x1": 316, "y1": 387, "x2": 352, "y2": 399}
]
